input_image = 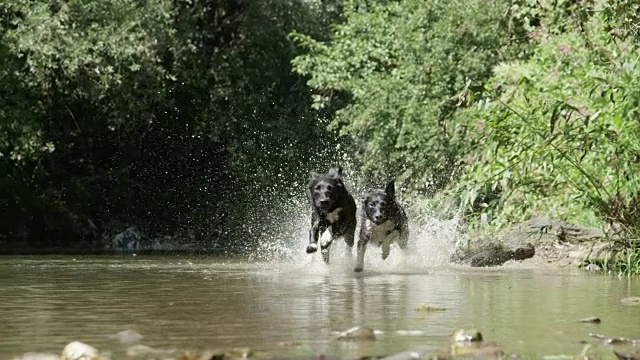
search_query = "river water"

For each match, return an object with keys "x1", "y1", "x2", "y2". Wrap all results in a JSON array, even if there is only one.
[{"x1": 2, "y1": 222, "x2": 640, "y2": 359}]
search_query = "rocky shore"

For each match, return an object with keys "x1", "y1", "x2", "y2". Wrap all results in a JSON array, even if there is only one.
[
  {"x1": 451, "y1": 217, "x2": 629, "y2": 272},
  {"x1": 13, "y1": 321, "x2": 640, "y2": 360}
]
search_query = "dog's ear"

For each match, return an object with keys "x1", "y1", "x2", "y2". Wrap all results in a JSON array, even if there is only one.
[
  {"x1": 328, "y1": 166, "x2": 344, "y2": 178},
  {"x1": 306, "y1": 187, "x2": 313, "y2": 201},
  {"x1": 385, "y1": 180, "x2": 396, "y2": 198},
  {"x1": 309, "y1": 171, "x2": 320, "y2": 181}
]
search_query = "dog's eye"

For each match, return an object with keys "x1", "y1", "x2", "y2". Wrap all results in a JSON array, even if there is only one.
[
  {"x1": 315, "y1": 185, "x2": 321, "y2": 190},
  {"x1": 326, "y1": 185, "x2": 333, "y2": 191},
  {"x1": 380, "y1": 202, "x2": 386, "y2": 207}
]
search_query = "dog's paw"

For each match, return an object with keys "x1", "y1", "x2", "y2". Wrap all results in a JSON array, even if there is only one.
[
  {"x1": 354, "y1": 266, "x2": 363, "y2": 273},
  {"x1": 320, "y1": 240, "x2": 332, "y2": 250},
  {"x1": 306, "y1": 244, "x2": 318, "y2": 254}
]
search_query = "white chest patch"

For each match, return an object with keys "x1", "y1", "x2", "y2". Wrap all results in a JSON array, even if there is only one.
[
  {"x1": 324, "y1": 207, "x2": 342, "y2": 224},
  {"x1": 366, "y1": 219, "x2": 399, "y2": 246}
]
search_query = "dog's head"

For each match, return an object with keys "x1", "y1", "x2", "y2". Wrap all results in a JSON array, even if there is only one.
[
  {"x1": 308, "y1": 167, "x2": 346, "y2": 212},
  {"x1": 364, "y1": 180, "x2": 397, "y2": 225}
]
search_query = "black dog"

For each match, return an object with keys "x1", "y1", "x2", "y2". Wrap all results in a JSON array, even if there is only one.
[
  {"x1": 306, "y1": 167, "x2": 357, "y2": 264},
  {"x1": 355, "y1": 180, "x2": 409, "y2": 272}
]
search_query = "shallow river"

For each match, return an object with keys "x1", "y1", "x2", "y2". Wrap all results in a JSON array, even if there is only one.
[{"x1": 1, "y1": 252, "x2": 640, "y2": 359}]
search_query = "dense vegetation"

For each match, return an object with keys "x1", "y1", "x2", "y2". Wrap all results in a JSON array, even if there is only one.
[
  {"x1": 2, "y1": 0, "x2": 639, "y2": 273},
  {"x1": 0, "y1": 0, "x2": 344, "y2": 252}
]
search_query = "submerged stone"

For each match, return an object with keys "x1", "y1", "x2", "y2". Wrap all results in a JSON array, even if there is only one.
[
  {"x1": 621, "y1": 297, "x2": 640, "y2": 305},
  {"x1": 180, "y1": 347, "x2": 254, "y2": 360},
  {"x1": 126, "y1": 344, "x2": 176, "y2": 357},
  {"x1": 60, "y1": 341, "x2": 100, "y2": 360},
  {"x1": 415, "y1": 304, "x2": 447, "y2": 312},
  {"x1": 578, "y1": 316, "x2": 601, "y2": 324},
  {"x1": 450, "y1": 342, "x2": 503, "y2": 358},
  {"x1": 107, "y1": 329, "x2": 143, "y2": 343},
  {"x1": 336, "y1": 326, "x2": 376, "y2": 341}
]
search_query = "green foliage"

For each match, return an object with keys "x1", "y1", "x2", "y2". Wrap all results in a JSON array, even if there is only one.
[
  {"x1": 451, "y1": 0, "x2": 640, "y2": 276},
  {"x1": 604, "y1": 248, "x2": 640, "y2": 277},
  {"x1": 292, "y1": 0, "x2": 533, "y2": 192},
  {"x1": 0, "y1": 0, "x2": 343, "y2": 249}
]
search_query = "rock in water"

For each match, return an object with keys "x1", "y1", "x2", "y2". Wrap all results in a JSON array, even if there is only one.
[
  {"x1": 614, "y1": 349, "x2": 640, "y2": 360},
  {"x1": 379, "y1": 351, "x2": 421, "y2": 360},
  {"x1": 579, "y1": 316, "x2": 601, "y2": 323},
  {"x1": 584, "y1": 264, "x2": 602, "y2": 272},
  {"x1": 60, "y1": 341, "x2": 99, "y2": 360},
  {"x1": 336, "y1": 326, "x2": 376, "y2": 341},
  {"x1": 450, "y1": 238, "x2": 535, "y2": 267},
  {"x1": 451, "y1": 329, "x2": 483, "y2": 342}
]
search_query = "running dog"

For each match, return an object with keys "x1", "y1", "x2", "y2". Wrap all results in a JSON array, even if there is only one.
[
  {"x1": 306, "y1": 167, "x2": 357, "y2": 264},
  {"x1": 355, "y1": 180, "x2": 409, "y2": 272}
]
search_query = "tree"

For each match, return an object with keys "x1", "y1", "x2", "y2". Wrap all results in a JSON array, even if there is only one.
[{"x1": 292, "y1": 0, "x2": 533, "y2": 194}]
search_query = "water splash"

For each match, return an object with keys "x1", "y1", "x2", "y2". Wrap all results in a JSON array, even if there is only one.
[{"x1": 247, "y1": 191, "x2": 466, "y2": 275}]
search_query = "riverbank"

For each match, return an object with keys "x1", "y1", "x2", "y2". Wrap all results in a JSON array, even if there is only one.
[{"x1": 452, "y1": 216, "x2": 640, "y2": 276}]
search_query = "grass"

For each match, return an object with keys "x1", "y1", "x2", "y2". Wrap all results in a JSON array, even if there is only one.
[{"x1": 601, "y1": 245, "x2": 640, "y2": 277}]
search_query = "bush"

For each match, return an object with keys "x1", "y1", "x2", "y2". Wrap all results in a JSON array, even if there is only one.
[{"x1": 454, "y1": 0, "x2": 640, "y2": 246}]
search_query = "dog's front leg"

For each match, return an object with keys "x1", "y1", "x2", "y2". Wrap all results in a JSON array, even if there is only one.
[
  {"x1": 381, "y1": 230, "x2": 399, "y2": 260},
  {"x1": 354, "y1": 233, "x2": 369, "y2": 272},
  {"x1": 398, "y1": 229, "x2": 409, "y2": 250},
  {"x1": 320, "y1": 226, "x2": 334, "y2": 251},
  {"x1": 320, "y1": 226, "x2": 334, "y2": 264},
  {"x1": 344, "y1": 227, "x2": 355, "y2": 259},
  {"x1": 306, "y1": 212, "x2": 321, "y2": 254}
]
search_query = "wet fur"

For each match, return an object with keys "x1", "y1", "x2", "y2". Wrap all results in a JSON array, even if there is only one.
[
  {"x1": 306, "y1": 167, "x2": 357, "y2": 264},
  {"x1": 355, "y1": 180, "x2": 409, "y2": 272}
]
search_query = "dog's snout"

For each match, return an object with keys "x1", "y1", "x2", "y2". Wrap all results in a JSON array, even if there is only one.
[{"x1": 320, "y1": 199, "x2": 330, "y2": 206}]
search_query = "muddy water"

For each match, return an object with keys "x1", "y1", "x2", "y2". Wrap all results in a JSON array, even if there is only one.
[{"x1": 1, "y1": 252, "x2": 640, "y2": 359}]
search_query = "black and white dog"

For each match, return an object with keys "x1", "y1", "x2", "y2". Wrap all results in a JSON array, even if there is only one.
[
  {"x1": 306, "y1": 167, "x2": 357, "y2": 263},
  {"x1": 355, "y1": 180, "x2": 409, "y2": 272}
]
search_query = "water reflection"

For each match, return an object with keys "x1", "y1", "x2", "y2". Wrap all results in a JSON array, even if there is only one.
[{"x1": 1, "y1": 256, "x2": 639, "y2": 359}]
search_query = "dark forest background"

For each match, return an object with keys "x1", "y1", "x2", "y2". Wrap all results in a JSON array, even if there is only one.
[{"x1": 3, "y1": 0, "x2": 640, "y2": 257}]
